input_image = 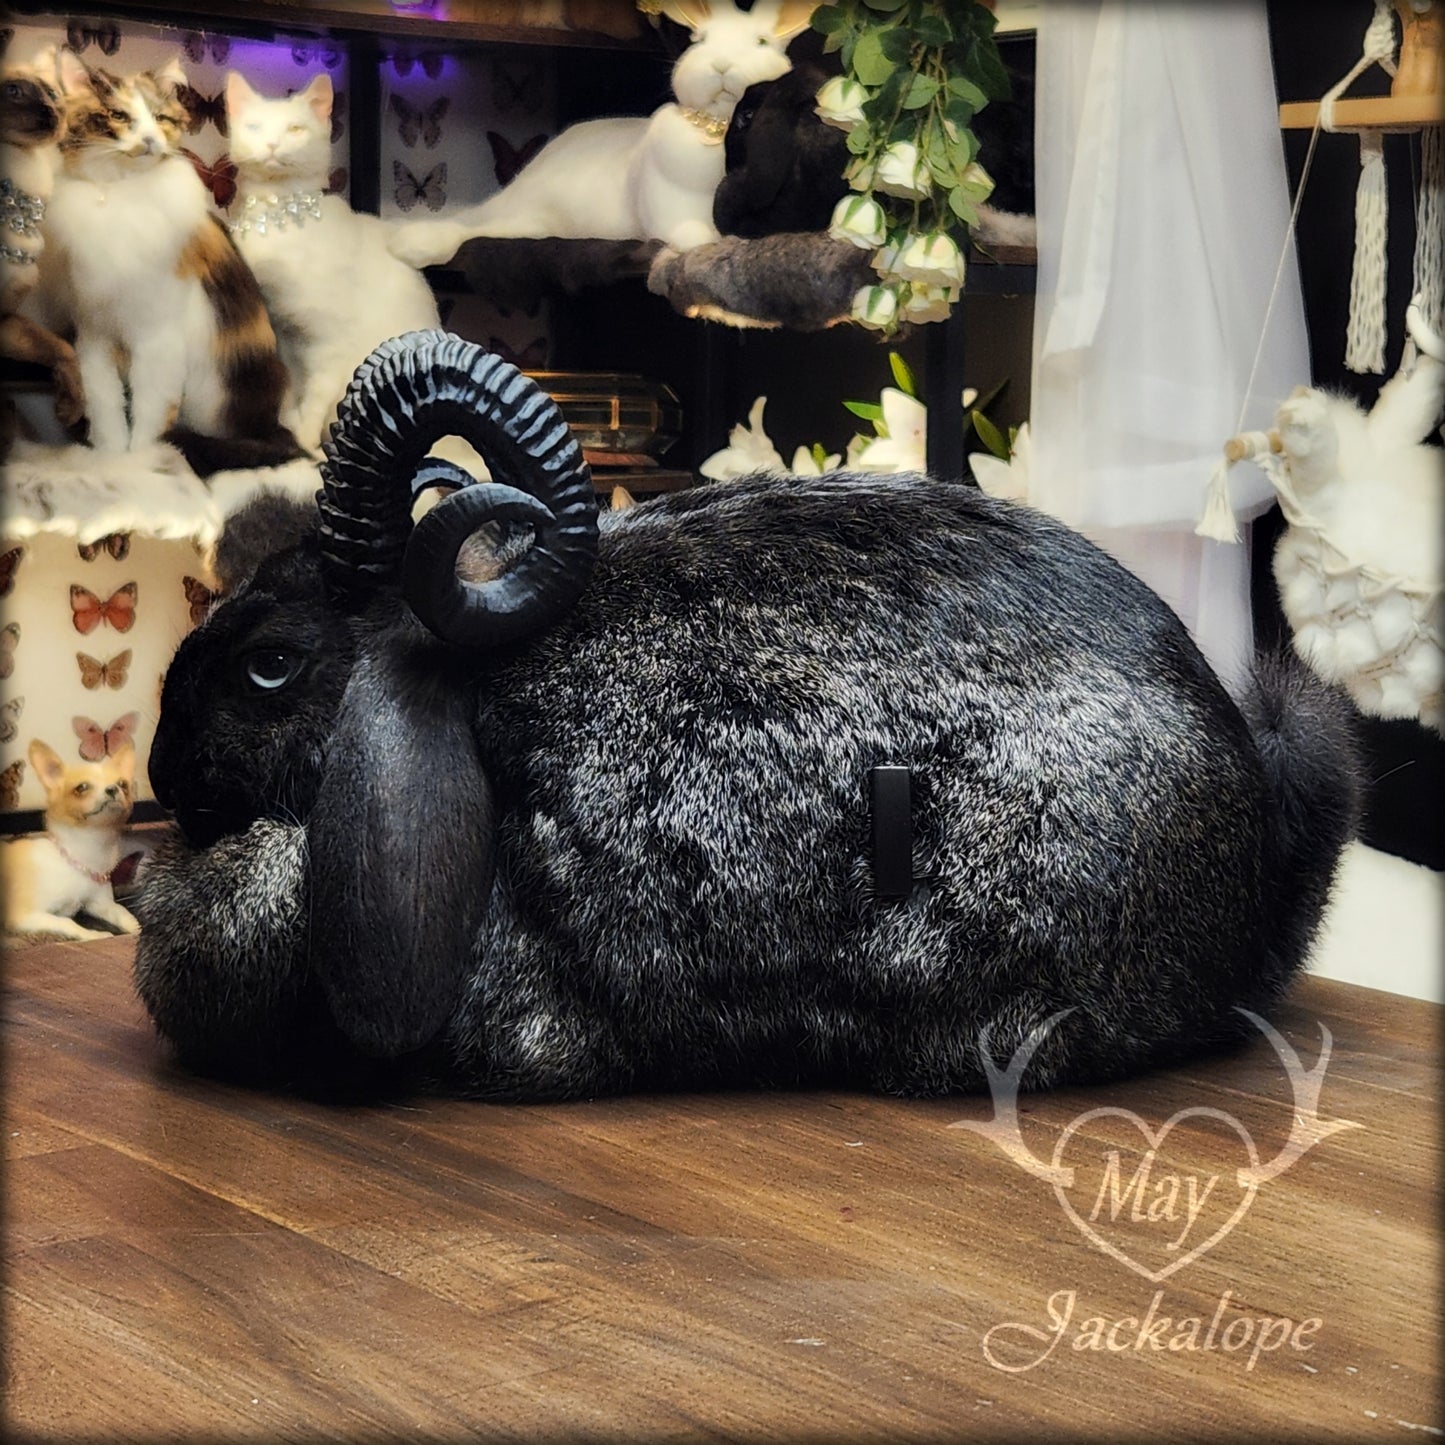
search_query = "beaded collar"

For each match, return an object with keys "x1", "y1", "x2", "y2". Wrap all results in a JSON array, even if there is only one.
[
  {"x1": 680, "y1": 107, "x2": 729, "y2": 143},
  {"x1": 47, "y1": 832, "x2": 113, "y2": 885},
  {"x1": 0, "y1": 177, "x2": 45, "y2": 265},
  {"x1": 231, "y1": 187, "x2": 325, "y2": 239}
]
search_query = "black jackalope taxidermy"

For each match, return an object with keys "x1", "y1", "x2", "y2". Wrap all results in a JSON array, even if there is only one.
[{"x1": 136, "y1": 331, "x2": 1358, "y2": 1101}]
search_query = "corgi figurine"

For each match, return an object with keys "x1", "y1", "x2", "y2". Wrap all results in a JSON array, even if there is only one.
[{"x1": 1, "y1": 739, "x2": 140, "y2": 940}]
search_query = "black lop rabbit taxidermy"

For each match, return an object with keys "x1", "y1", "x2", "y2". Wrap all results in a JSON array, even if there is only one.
[
  {"x1": 712, "y1": 63, "x2": 848, "y2": 238},
  {"x1": 137, "y1": 331, "x2": 1359, "y2": 1101}
]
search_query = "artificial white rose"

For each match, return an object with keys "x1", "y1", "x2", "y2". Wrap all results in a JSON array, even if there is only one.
[
  {"x1": 871, "y1": 236, "x2": 905, "y2": 278},
  {"x1": 873, "y1": 141, "x2": 931, "y2": 200},
  {"x1": 829, "y1": 194, "x2": 888, "y2": 250},
  {"x1": 851, "y1": 284, "x2": 900, "y2": 331},
  {"x1": 815, "y1": 75, "x2": 867, "y2": 131},
  {"x1": 899, "y1": 283, "x2": 956, "y2": 325},
  {"x1": 958, "y1": 160, "x2": 995, "y2": 198},
  {"x1": 895, "y1": 232, "x2": 966, "y2": 288}
]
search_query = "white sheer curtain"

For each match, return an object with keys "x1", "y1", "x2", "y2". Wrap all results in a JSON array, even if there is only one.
[{"x1": 1027, "y1": 0, "x2": 1309, "y2": 683}]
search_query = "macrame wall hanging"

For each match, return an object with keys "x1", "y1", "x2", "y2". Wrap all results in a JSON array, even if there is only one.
[
  {"x1": 1195, "y1": 0, "x2": 1444, "y2": 733},
  {"x1": 1296, "y1": 0, "x2": 1445, "y2": 372}
]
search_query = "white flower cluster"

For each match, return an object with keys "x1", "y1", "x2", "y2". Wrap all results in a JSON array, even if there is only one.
[{"x1": 815, "y1": 74, "x2": 994, "y2": 331}]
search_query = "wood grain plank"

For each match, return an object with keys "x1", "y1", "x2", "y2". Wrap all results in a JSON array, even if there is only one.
[{"x1": 3, "y1": 937, "x2": 1439, "y2": 1441}]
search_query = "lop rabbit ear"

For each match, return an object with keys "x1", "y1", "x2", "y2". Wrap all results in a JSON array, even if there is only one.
[
  {"x1": 728, "y1": 99, "x2": 796, "y2": 214},
  {"x1": 305, "y1": 629, "x2": 495, "y2": 1058}
]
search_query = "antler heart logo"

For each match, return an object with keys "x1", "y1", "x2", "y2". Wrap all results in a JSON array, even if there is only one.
[
  {"x1": 951, "y1": 1009, "x2": 1361, "y2": 1282},
  {"x1": 1049, "y1": 1107, "x2": 1260, "y2": 1282}
]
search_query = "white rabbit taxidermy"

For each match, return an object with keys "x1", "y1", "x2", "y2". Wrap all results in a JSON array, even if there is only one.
[
  {"x1": 1242, "y1": 302, "x2": 1444, "y2": 731},
  {"x1": 388, "y1": 0, "x2": 816, "y2": 268}
]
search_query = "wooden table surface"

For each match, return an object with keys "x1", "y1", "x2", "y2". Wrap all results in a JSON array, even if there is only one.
[{"x1": 4, "y1": 935, "x2": 1439, "y2": 1443}]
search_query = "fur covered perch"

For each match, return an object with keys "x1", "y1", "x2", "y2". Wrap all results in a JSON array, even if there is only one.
[
  {"x1": 647, "y1": 232, "x2": 877, "y2": 330},
  {"x1": 448, "y1": 228, "x2": 1034, "y2": 331},
  {"x1": 446, "y1": 233, "x2": 874, "y2": 330}
]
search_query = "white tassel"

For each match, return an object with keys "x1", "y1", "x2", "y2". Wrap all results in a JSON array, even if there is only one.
[
  {"x1": 1345, "y1": 128, "x2": 1389, "y2": 374},
  {"x1": 1195, "y1": 456, "x2": 1241, "y2": 544},
  {"x1": 1412, "y1": 125, "x2": 1444, "y2": 339}
]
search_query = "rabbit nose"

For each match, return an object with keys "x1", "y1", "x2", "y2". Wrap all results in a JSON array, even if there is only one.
[{"x1": 712, "y1": 57, "x2": 731, "y2": 73}]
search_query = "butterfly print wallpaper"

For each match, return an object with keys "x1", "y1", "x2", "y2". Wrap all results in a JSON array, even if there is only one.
[
  {"x1": 393, "y1": 161, "x2": 448, "y2": 212},
  {"x1": 0, "y1": 14, "x2": 574, "y2": 815},
  {"x1": 1, "y1": 520, "x2": 219, "y2": 811}
]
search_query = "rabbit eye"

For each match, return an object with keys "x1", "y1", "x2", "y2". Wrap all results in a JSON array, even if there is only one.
[{"x1": 243, "y1": 649, "x2": 302, "y2": 693}]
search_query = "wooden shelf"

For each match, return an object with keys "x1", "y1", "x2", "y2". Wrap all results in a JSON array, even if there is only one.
[
  {"x1": 1280, "y1": 93, "x2": 1445, "y2": 132},
  {"x1": 20, "y1": 0, "x2": 648, "y2": 48}
]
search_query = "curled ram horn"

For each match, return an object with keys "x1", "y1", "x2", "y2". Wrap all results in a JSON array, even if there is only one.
[{"x1": 318, "y1": 329, "x2": 599, "y2": 647}]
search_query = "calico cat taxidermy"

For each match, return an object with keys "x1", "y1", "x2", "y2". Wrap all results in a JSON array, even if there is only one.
[
  {"x1": 226, "y1": 71, "x2": 455, "y2": 454},
  {"x1": 0, "y1": 47, "x2": 84, "y2": 433},
  {"x1": 1, "y1": 740, "x2": 139, "y2": 941},
  {"x1": 389, "y1": 0, "x2": 816, "y2": 268},
  {"x1": 26, "y1": 51, "x2": 300, "y2": 474}
]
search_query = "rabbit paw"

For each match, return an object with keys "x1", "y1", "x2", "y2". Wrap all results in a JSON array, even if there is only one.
[
  {"x1": 388, "y1": 220, "x2": 467, "y2": 269},
  {"x1": 1275, "y1": 388, "x2": 1336, "y2": 462}
]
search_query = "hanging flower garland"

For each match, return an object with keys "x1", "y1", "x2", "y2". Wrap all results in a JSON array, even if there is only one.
[{"x1": 812, "y1": 0, "x2": 1011, "y2": 333}]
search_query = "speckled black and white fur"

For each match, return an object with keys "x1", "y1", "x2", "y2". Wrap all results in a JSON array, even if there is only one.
[{"x1": 136, "y1": 457, "x2": 1360, "y2": 1101}]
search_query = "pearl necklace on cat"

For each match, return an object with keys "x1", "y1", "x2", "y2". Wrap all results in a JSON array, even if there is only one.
[
  {"x1": 0, "y1": 177, "x2": 45, "y2": 265},
  {"x1": 231, "y1": 187, "x2": 325, "y2": 239}
]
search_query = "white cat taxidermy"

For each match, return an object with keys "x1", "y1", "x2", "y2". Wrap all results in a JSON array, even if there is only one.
[
  {"x1": 28, "y1": 51, "x2": 298, "y2": 470},
  {"x1": 389, "y1": 0, "x2": 816, "y2": 268},
  {"x1": 226, "y1": 71, "x2": 453, "y2": 454},
  {"x1": 1, "y1": 740, "x2": 140, "y2": 941}
]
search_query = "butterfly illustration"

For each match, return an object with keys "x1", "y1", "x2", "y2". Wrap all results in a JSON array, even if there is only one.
[
  {"x1": 73, "y1": 712, "x2": 139, "y2": 763},
  {"x1": 292, "y1": 41, "x2": 342, "y2": 70},
  {"x1": 331, "y1": 91, "x2": 347, "y2": 144},
  {"x1": 487, "y1": 336, "x2": 548, "y2": 370},
  {"x1": 176, "y1": 84, "x2": 228, "y2": 137},
  {"x1": 77, "y1": 650, "x2": 133, "y2": 691},
  {"x1": 0, "y1": 697, "x2": 23, "y2": 746},
  {"x1": 0, "y1": 546, "x2": 21, "y2": 598},
  {"x1": 183, "y1": 575, "x2": 217, "y2": 628},
  {"x1": 0, "y1": 622, "x2": 18, "y2": 682},
  {"x1": 66, "y1": 20, "x2": 121, "y2": 55},
  {"x1": 391, "y1": 95, "x2": 449, "y2": 149},
  {"x1": 181, "y1": 149, "x2": 237, "y2": 210},
  {"x1": 70, "y1": 582, "x2": 137, "y2": 636},
  {"x1": 182, "y1": 32, "x2": 232, "y2": 66},
  {"x1": 489, "y1": 132, "x2": 546, "y2": 187},
  {"x1": 394, "y1": 162, "x2": 447, "y2": 212},
  {"x1": 392, "y1": 49, "x2": 443, "y2": 80},
  {"x1": 491, "y1": 58, "x2": 544, "y2": 116},
  {"x1": 77, "y1": 531, "x2": 131, "y2": 564},
  {"x1": 1, "y1": 760, "x2": 24, "y2": 811}
]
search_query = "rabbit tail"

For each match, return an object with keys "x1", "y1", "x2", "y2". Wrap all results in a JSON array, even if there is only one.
[{"x1": 1238, "y1": 651, "x2": 1362, "y2": 1003}]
